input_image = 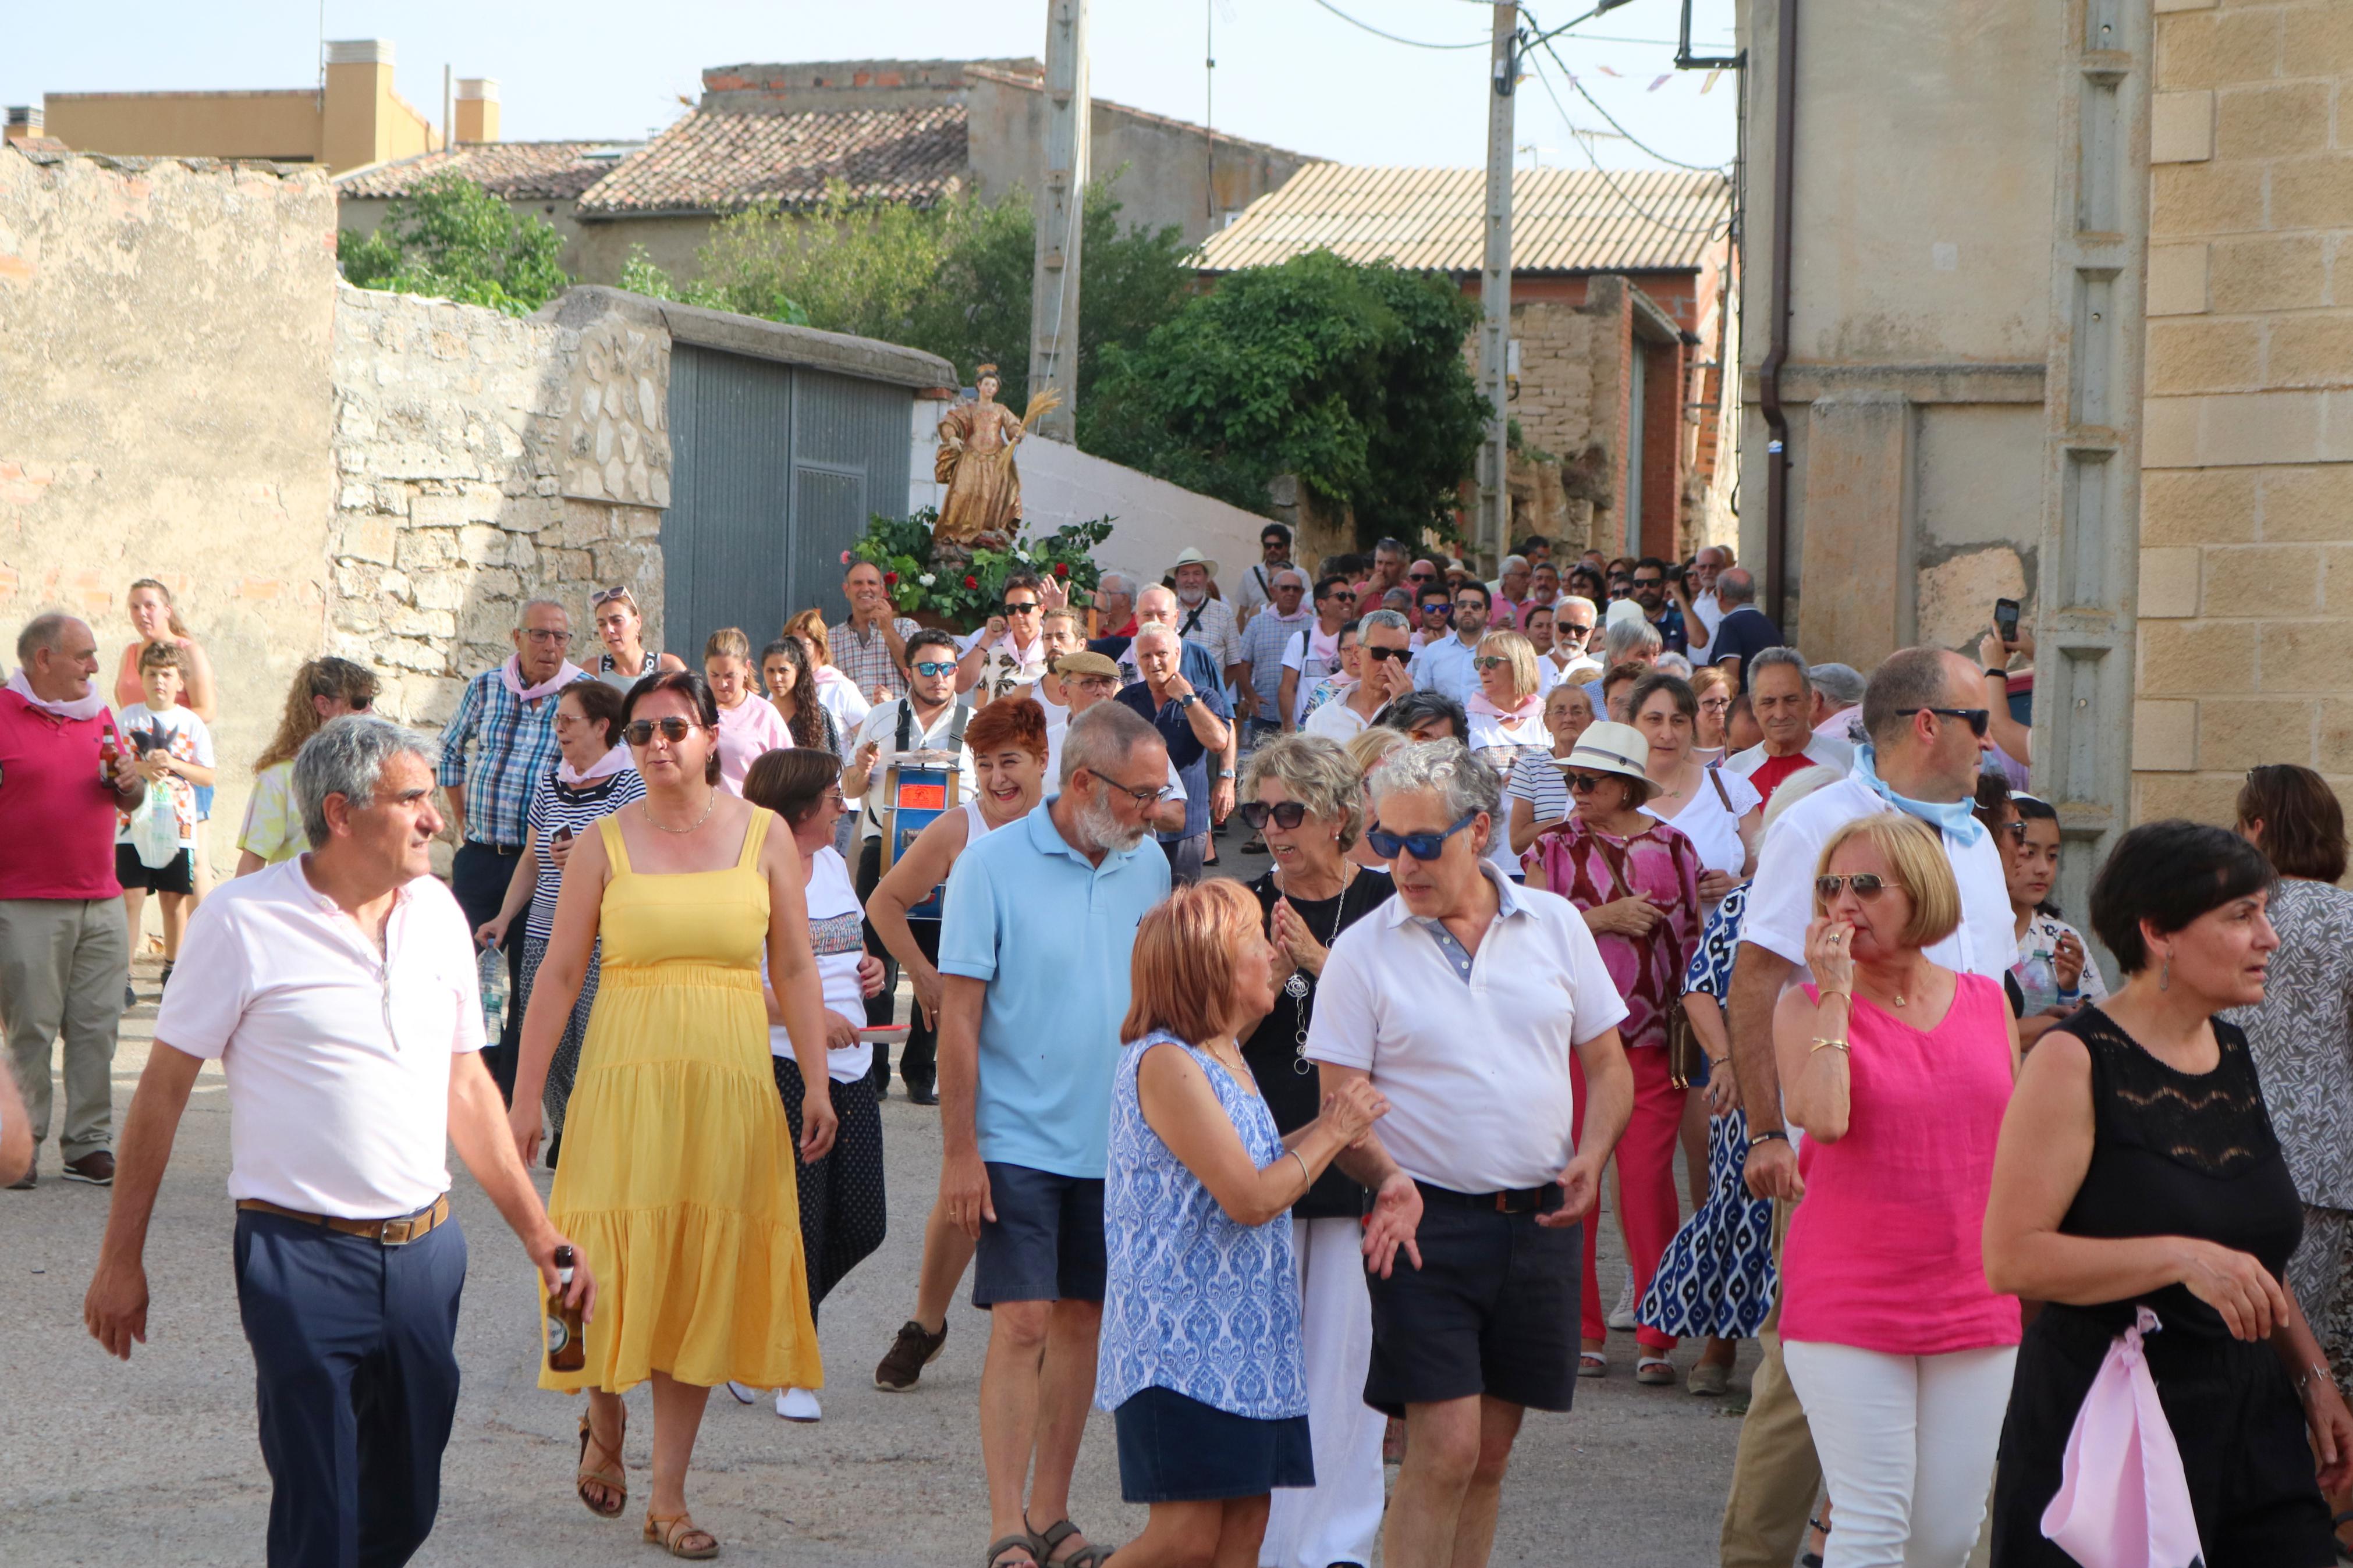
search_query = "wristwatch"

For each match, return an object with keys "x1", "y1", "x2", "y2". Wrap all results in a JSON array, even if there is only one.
[
  {"x1": 1176, "y1": 694, "x2": 1199, "y2": 709},
  {"x1": 1216, "y1": 768, "x2": 1237, "y2": 779}
]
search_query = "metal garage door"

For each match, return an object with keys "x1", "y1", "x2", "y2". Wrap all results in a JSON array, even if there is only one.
[{"x1": 663, "y1": 346, "x2": 912, "y2": 660}]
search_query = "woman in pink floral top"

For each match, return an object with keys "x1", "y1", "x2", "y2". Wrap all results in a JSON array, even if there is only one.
[{"x1": 1524, "y1": 719, "x2": 1703, "y2": 1384}]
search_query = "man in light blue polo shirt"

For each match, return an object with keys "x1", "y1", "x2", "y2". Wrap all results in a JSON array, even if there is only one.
[{"x1": 935, "y1": 701, "x2": 1172, "y2": 1568}]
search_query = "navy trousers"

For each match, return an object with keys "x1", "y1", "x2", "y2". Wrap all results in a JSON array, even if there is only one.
[{"x1": 233, "y1": 1209, "x2": 468, "y2": 1568}]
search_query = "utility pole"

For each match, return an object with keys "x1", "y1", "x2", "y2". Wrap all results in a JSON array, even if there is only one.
[
  {"x1": 1478, "y1": 5, "x2": 1518, "y2": 570},
  {"x1": 1027, "y1": 0, "x2": 1090, "y2": 443}
]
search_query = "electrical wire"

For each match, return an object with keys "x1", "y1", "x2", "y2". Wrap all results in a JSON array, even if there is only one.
[
  {"x1": 1303, "y1": 0, "x2": 1490, "y2": 49},
  {"x1": 1524, "y1": 52, "x2": 1733, "y2": 236},
  {"x1": 1529, "y1": 27, "x2": 1733, "y2": 172}
]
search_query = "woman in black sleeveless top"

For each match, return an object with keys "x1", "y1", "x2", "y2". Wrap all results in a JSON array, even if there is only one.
[{"x1": 1983, "y1": 821, "x2": 2353, "y2": 1565}]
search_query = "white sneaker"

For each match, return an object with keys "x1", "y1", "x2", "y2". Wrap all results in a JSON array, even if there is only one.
[
  {"x1": 776, "y1": 1386, "x2": 821, "y2": 1422},
  {"x1": 725, "y1": 1381, "x2": 761, "y2": 1405},
  {"x1": 1607, "y1": 1275, "x2": 1637, "y2": 1331}
]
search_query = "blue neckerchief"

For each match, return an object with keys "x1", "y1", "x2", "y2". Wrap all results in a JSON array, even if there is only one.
[{"x1": 1851, "y1": 744, "x2": 1984, "y2": 847}]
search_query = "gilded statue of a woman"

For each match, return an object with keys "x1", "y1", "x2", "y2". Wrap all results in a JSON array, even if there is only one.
[{"x1": 932, "y1": 364, "x2": 1028, "y2": 550}]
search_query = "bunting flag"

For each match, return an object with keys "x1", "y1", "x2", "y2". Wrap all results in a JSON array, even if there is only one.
[
  {"x1": 1648, "y1": 74, "x2": 1672, "y2": 90},
  {"x1": 1702, "y1": 69, "x2": 1723, "y2": 94}
]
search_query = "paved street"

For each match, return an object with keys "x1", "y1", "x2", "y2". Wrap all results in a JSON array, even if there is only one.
[{"x1": 5, "y1": 924, "x2": 1760, "y2": 1568}]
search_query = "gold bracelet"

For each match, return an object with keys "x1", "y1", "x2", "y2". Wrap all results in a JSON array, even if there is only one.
[{"x1": 1809, "y1": 1037, "x2": 1850, "y2": 1054}]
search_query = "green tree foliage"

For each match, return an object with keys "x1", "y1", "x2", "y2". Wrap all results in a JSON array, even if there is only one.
[
  {"x1": 336, "y1": 174, "x2": 570, "y2": 317},
  {"x1": 620, "y1": 174, "x2": 1191, "y2": 406},
  {"x1": 1080, "y1": 251, "x2": 1486, "y2": 544}
]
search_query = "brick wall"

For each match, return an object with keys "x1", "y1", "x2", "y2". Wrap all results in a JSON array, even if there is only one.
[{"x1": 2134, "y1": 0, "x2": 2353, "y2": 822}]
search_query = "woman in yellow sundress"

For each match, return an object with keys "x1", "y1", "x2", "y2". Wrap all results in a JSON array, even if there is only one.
[{"x1": 510, "y1": 669, "x2": 837, "y2": 1560}]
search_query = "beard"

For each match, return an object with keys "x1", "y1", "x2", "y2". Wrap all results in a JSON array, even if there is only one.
[{"x1": 1078, "y1": 781, "x2": 1152, "y2": 852}]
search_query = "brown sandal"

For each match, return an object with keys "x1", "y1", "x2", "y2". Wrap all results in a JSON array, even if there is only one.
[
  {"x1": 644, "y1": 1511, "x2": 719, "y2": 1559},
  {"x1": 985, "y1": 1535, "x2": 1041, "y2": 1568},
  {"x1": 574, "y1": 1410, "x2": 625, "y2": 1518}
]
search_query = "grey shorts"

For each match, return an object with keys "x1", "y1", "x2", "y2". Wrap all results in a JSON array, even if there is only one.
[{"x1": 972, "y1": 1162, "x2": 1107, "y2": 1306}]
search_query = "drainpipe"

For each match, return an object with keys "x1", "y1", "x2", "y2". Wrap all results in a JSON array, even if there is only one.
[{"x1": 1758, "y1": 0, "x2": 1798, "y2": 628}]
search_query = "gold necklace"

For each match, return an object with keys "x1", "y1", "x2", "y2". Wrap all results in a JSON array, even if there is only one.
[{"x1": 641, "y1": 790, "x2": 716, "y2": 835}]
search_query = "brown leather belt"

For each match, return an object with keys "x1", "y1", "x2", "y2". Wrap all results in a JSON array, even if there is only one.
[{"x1": 235, "y1": 1194, "x2": 450, "y2": 1246}]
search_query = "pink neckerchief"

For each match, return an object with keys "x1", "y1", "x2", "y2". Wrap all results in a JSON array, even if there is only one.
[
  {"x1": 556, "y1": 746, "x2": 632, "y2": 787},
  {"x1": 4, "y1": 669, "x2": 110, "y2": 722},
  {"x1": 499, "y1": 656, "x2": 584, "y2": 703},
  {"x1": 1467, "y1": 689, "x2": 1544, "y2": 723}
]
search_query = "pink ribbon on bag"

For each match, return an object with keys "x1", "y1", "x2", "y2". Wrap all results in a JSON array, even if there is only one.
[{"x1": 2039, "y1": 1306, "x2": 2203, "y2": 1568}]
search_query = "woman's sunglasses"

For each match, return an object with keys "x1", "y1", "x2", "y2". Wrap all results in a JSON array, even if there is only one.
[
  {"x1": 624, "y1": 717, "x2": 697, "y2": 745},
  {"x1": 1563, "y1": 771, "x2": 1619, "y2": 793},
  {"x1": 1365, "y1": 811, "x2": 1479, "y2": 862},
  {"x1": 1473, "y1": 656, "x2": 1511, "y2": 672},
  {"x1": 1815, "y1": 873, "x2": 1891, "y2": 899},
  {"x1": 1237, "y1": 800, "x2": 1311, "y2": 831}
]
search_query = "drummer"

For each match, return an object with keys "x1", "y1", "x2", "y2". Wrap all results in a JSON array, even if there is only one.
[{"x1": 842, "y1": 627, "x2": 976, "y2": 1098}]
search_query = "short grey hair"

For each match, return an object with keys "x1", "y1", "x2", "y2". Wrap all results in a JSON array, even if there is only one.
[
  {"x1": 1272, "y1": 566, "x2": 1310, "y2": 589},
  {"x1": 1132, "y1": 622, "x2": 1180, "y2": 654},
  {"x1": 1241, "y1": 734, "x2": 1367, "y2": 851},
  {"x1": 1367, "y1": 739, "x2": 1502, "y2": 826},
  {"x1": 1655, "y1": 651, "x2": 1694, "y2": 679},
  {"x1": 294, "y1": 715, "x2": 436, "y2": 849},
  {"x1": 1748, "y1": 645, "x2": 1811, "y2": 691},
  {"x1": 1499, "y1": 554, "x2": 1529, "y2": 575},
  {"x1": 1716, "y1": 567, "x2": 1758, "y2": 605},
  {"x1": 1811, "y1": 662, "x2": 1865, "y2": 708},
  {"x1": 1060, "y1": 699, "x2": 1160, "y2": 789},
  {"x1": 1096, "y1": 570, "x2": 1139, "y2": 600},
  {"x1": 516, "y1": 598, "x2": 569, "y2": 628},
  {"x1": 1360, "y1": 607, "x2": 1410, "y2": 635},
  {"x1": 1603, "y1": 617, "x2": 1664, "y2": 664},
  {"x1": 1557, "y1": 594, "x2": 1598, "y2": 624},
  {"x1": 14, "y1": 610, "x2": 78, "y2": 666}
]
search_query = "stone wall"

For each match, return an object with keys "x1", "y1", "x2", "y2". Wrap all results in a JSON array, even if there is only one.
[
  {"x1": 0, "y1": 145, "x2": 339, "y2": 873},
  {"x1": 325, "y1": 285, "x2": 668, "y2": 731},
  {"x1": 2132, "y1": 0, "x2": 2353, "y2": 823}
]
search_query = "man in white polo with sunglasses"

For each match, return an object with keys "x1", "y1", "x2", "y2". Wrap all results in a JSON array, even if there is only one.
[
  {"x1": 1305, "y1": 739, "x2": 1634, "y2": 1568},
  {"x1": 1714, "y1": 645, "x2": 2018, "y2": 1568}
]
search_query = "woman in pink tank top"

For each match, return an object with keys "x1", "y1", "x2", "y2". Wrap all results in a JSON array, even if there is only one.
[{"x1": 1772, "y1": 813, "x2": 2021, "y2": 1568}]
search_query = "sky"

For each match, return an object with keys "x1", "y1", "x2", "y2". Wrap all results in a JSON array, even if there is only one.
[{"x1": 6, "y1": 0, "x2": 1740, "y2": 175}]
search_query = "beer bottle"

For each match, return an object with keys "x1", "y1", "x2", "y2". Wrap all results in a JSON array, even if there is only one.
[{"x1": 546, "y1": 1245, "x2": 585, "y2": 1372}]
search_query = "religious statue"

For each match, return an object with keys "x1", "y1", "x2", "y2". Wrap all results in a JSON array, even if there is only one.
[{"x1": 932, "y1": 365, "x2": 1060, "y2": 553}]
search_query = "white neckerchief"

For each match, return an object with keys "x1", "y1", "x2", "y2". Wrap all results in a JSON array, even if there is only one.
[{"x1": 5, "y1": 669, "x2": 109, "y2": 722}]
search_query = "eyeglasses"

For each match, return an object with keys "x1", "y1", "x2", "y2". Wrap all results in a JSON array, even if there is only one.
[
  {"x1": 1001, "y1": 601, "x2": 1041, "y2": 615},
  {"x1": 1237, "y1": 799, "x2": 1311, "y2": 831},
  {"x1": 1815, "y1": 873, "x2": 1891, "y2": 900},
  {"x1": 1089, "y1": 771, "x2": 1171, "y2": 806},
  {"x1": 590, "y1": 586, "x2": 633, "y2": 608},
  {"x1": 1563, "y1": 771, "x2": 1617, "y2": 793},
  {"x1": 911, "y1": 660, "x2": 957, "y2": 678},
  {"x1": 522, "y1": 628, "x2": 573, "y2": 644},
  {"x1": 1365, "y1": 810, "x2": 1480, "y2": 862},
  {"x1": 624, "y1": 717, "x2": 696, "y2": 745},
  {"x1": 1473, "y1": 656, "x2": 1511, "y2": 672},
  {"x1": 1897, "y1": 706, "x2": 1992, "y2": 738},
  {"x1": 1363, "y1": 645, "x2": 1407, "y2": 663}
]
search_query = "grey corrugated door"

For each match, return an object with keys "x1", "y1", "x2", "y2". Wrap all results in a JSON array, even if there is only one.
[{"x1": 789, "y1": 368, "x2": 913, "y2": 623}]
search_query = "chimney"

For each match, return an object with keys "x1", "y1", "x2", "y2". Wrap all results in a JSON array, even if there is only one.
[
  {"x1": 455, "y1": 78, "x2": 500, "y2": 143},
  {"x1": 321, "y1": 38, "x2": 398, "y2": 172},
  {"x1": 4, "y1": 105, "x2": 43, "y2": 145}
]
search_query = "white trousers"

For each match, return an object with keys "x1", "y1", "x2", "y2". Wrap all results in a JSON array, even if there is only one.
[
  {"x1": 1781, "y1": 1339, "x2": 2016, "y2": 1568},
  {"x1": 1261, "y1": 1216, "x2": 1387, "y2": 1568}
]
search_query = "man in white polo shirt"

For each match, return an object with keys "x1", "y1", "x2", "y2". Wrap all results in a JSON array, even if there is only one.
[
  {"x1": 1715, "y1": 646, "x2": 2014, "y2": 1568},
  {"x1": 1306, "y1": 739, "x2": 1633, "y2": 1568},
  {"x1": 83, "y1": 717, "x2": 591, "y2": 1568}
]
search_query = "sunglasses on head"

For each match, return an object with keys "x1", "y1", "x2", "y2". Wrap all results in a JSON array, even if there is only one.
[
  {"x1": 912, "y1": 659, "x2": 957, "y2": 678},
  {"x1": 624, "y1": 716, "x2": 696, "y2": 745},
  {"x1": 1365, "y1": 810, "x2": 1480, "y2": 862},
  {"x1": 590, "y1": 585, "x2": 633, "y2": 609},
  {"x1": 1237, "y1": 800, "x2": 1311, "y2": 831},
  {"x1": 1815, "y1": 873, "x2": 1891, "y2": 899},
  {"x1": 1897, "y1": 706, "x2": 1992, "y2": 738}
]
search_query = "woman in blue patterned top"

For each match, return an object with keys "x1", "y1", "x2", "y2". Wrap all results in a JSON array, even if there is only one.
[{"x1": 1097, "y1": 879, "x2": 1389, "y2": 1568}]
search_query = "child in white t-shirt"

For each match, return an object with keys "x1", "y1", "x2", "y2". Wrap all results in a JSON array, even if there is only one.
[{"x1": 116, "y1": 642, "x2": 215, "y2": 990}]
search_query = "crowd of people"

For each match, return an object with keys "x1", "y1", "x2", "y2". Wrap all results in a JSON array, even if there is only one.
[{"x1": 6, "y1": 529, "x2": 2353, "y2": 1568}]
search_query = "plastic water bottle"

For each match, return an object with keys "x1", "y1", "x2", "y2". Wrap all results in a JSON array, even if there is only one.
[
  {"x1": 2015, "y1": 951, "x2": 2059, "y2": 1018},
  {"x1": 477, "y1": 945, "x2": 507, "y2": 1040}
]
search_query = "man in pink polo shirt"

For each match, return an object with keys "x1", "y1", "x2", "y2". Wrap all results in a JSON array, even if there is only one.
[{"x1": 1, "y1": 612, "x2": 147, "y2": 1189}]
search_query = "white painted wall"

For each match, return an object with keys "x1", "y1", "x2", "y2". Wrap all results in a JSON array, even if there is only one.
[{"x1": 906, "y1": 406, "x2": 1275, "y2": 591}]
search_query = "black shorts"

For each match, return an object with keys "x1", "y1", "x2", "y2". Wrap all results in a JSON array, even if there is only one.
[
  {"x1": 1363, "y1": 1191, "x2": 1581, "y2": 1417},
  {"x1": 1113, "y1": 1386, "x2": 1314, "y2": 1503},
  {"x1": 115, "y1": 844, "x2": 194, "y2": 896},
  {"x1": 972, "y1": 1162, "x2": 1107, "y2": 1306}
]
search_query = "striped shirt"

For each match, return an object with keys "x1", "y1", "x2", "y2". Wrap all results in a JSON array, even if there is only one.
[
  {"x1": 523, "y1": 765, "x2": 647, "y2": 940},
  {"x1": 435, "y1": 669, "x2": 591, "y2": 849},
  {"x1": 829, "y1": 616, "x2": 922, "y2": 702},
  {"x1": 1237, "y1": 606, "x2": 1313, "y2": 713}
]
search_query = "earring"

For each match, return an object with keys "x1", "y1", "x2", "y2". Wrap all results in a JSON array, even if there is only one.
[{"x1": 2159, "y1": 950, "x2": 2171, "y2": 992}]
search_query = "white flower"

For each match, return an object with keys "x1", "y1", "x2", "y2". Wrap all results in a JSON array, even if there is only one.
[{"x1": 918, "y1": 573, "x2": 936, "y2": 587}]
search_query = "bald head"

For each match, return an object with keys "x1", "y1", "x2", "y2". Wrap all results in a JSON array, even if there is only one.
[
  {"x1": 16, "y1": 612, "x2": 98, "y2": 703},
  {"x1": 1716, "y1": 568, "x2": 1756, "y2": 606}
]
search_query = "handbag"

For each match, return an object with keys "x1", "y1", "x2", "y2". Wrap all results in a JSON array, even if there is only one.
[
  {"x1": 1665, "y1": 998, "x2": 1705, "y2": 1090},
  {"x1": 2038, "y1": 1306, "x2": 2203, "y2": 1568}
]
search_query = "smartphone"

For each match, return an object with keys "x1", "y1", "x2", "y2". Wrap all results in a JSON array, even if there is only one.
[{"x1": 1993, "y1": 598, "x2": 2021, "y2": 643}]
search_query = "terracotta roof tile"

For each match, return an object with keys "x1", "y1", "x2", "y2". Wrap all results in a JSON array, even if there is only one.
[
  {"x1": 1195, "y1": 164, "x2": 1731, "y2": 275},
  {"x1": 573, "y1": 102, "x2": 966, "y2": 218},
  {"x1": 333, "y1": 141, "x2": 640, "y2": 201}
]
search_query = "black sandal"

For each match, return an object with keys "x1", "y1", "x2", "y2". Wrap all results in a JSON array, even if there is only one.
[{"x1": 1027, "y1": 1517, "x2": 1113, "y2": 1568}]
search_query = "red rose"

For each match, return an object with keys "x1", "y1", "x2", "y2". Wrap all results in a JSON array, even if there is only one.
[
  {"x1": 964, "y1": 575, "x2": 979, "y2": 590},
  {"x1": 884, "y1": 571, "x2": 899, "y2": 585},
  {"x1": 1053, "y1": 561, "x2": 1070, "y2": 578}
]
